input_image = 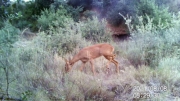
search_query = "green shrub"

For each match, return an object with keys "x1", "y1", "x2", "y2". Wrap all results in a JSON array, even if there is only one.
[
  {"x1": 0, "y1": 0, "x2": 55, "y2": 30},
  {"x1": 80, "y1": 16, "x2": 112, "y2": 42},
  {"x1": 7, "y1": 1, "x2": 37, "y2": 30},
  {"x1": 136, "y1": 0, "x2": 171, "y2": 29},
  {"x1": 171, "y1": 12, "x2": 180, "y2": 28},
  {"x1": 37, "y1": 15, "x2": 112, "y2": 55},
  {"x1": 118, "y1": 13, "x2": 180, "y2": 67},
  {"x1": 37, "y1": 5, "x2": 73, "y2": 31},
  {"x1": 51, "y1": 0, "x2": 83, "y2": 22},
  {"x1": 7, "y1": 40, "x2": 60, "y2": 100},
  {"x1": 156, "y1": 0, "x2": 180, "y2": 12},
  {"x1": 131, "y1": 31, "x2": 178, "y2": 67},
  {"x1": 0, "y1": 21, "x2": 20, "y2": 53},
  {"x1": 158, "y1": 57, "x2": 180, "y2": 73},
  {"x1": 35, "y1": 19, "x2": 91, "y2": 55},
  {"x1": 0, "y1": 22, "x2": 20, "y2": 99}
]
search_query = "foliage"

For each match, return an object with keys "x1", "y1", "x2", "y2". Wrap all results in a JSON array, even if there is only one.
[
  {"x1": 21, "y1": 90, "x2": 33, "y2": 101},
  {"x1": 38, "y1": 7, "x2": 111, "y2": 54},
  {"x1": 97, "y1": 0, "x2": 172, "y2": 29},
  {"x1": 136, "y1": 0, "x2": 171, "y2": 29},
  {"x1": 0, "y1": 0, "x2": 180, "y2": 101},
  {"x1": 0, "y1": 0, "x2": 10, "y2": 27},
  {"x1": 51, "y1": 0, "x2": 83, "y2": 22},
  {"x1": 37, "y1": 6, "x2": 82, "y2": 54},
  {"x1": 37, "y1": 5, "x2": 73, "y2": 31},
  {"x1": 80, "y1": 16, "x2": 112, "y2": 42},
  {"x1": 0, "y1": 21, "x2": 20, "y2": 53},
  {"x1": 0, "y1": 0, "x2": 54, "y2": 30},
  {"x1": 0, "y1": 0, "x2": 10, "y2": 6},
  {"x1": 119, "y1": 14, "x2": 180, "y2": 67},
  {"x1": 155, "y1": 0, "x2": 180, "y2": 12},
  {"x1": 35, "y1": 27, "x2": 87, "y2": 55},
  {"x1": 37, "y1": 17, "x2": 112, "y2": 55},
  {"x1": 0, "y1": 21, "x2": 20, "y2": 99},
  {"x1": 8, "y1": 1, "x2": 38, "y2": 30}
]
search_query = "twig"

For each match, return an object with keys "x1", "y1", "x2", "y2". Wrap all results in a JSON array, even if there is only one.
[
  {"x1": 119, "y1": 12, "x2": 132, "y2": 34},
  {"x1": 21, "y1": 28, "x2": 29, "y2": 36},
  {"x1": 0, "y1": 59, "x2": 10, "y2": 98}
]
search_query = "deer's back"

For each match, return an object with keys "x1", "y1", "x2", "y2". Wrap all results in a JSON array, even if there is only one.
[{"x1": 78, "y1": 43, "x2": 114, "y2": 59}]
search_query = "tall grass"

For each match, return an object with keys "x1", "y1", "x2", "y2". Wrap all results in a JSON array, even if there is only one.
[{"x1": 1, "y1": 11, "x2": 180, "y2": 101}]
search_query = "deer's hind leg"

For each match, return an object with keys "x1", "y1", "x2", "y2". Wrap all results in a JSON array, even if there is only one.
[
  {"x1": 104, "y1": 55, "x2": 119, "y2": 73},
  {"x1": 111, "y1": 54, "x2": 119, "y2": 73},
  {"x1": 111, "y1": 59, "x2": 119, "y2": 73},
  {"x1": 89, "y1": 60, "x2": 96, "y2": 76}
]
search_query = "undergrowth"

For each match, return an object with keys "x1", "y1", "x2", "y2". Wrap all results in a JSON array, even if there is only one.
[{"x1": 0, "y1": 9, "x2": 180, "y2": 101}]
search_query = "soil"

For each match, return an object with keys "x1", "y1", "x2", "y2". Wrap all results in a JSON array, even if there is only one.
[{"x1": 106, "y1": 22, "x2": 131, "y2": 41}]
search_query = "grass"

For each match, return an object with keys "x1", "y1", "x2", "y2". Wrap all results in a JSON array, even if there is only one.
[
  {"x1": 0, "y1": 13, "x2": 180, "y2": 101},
  {"x1": 4, "y1": 41, "x2": 180, "y2": 101}
]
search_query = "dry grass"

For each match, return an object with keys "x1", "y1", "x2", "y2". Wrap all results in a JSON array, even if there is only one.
[
  {"x1": 1, "y1": 13, "x2": 180, "y2": 100},
  {"x1": 0, "y1": 37, "x2": 177, "y2": 101},
  {"x1": 46, "y1": 52, "x2": 179, "y2": 101}
]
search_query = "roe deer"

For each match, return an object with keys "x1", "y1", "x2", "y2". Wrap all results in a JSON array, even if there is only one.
[{"x1": 64, "y1": 43, "x2": 119, "y2": 75}]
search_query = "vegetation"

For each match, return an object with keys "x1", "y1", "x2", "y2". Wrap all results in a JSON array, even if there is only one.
[{"x1": 0, "y1": 0, "x2": 180, "y2": 100}]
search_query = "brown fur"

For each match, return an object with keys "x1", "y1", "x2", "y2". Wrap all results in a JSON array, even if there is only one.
[{"x1": 64, "y1": 43, "x2": 119, "y2": 75}]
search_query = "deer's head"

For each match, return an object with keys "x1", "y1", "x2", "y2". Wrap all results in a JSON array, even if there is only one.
[{"x1": 64, "y1": 59, "x2": 71, "y2": 73}]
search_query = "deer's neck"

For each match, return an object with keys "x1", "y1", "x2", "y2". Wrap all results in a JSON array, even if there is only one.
[{"x1": 69, "y1": 55, "x2": 80, "y2": 65}]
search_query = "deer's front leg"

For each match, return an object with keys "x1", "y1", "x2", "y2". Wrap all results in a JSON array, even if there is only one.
[
  {"x1": 105, "y1": 60, "x2": 110, "y2": 74},
  {"x1": 90, "y1": 60, "x2": 96, "y2": 76},
  {"x1": 79, "y1": 62, "x2": 86, "y2": 72}
]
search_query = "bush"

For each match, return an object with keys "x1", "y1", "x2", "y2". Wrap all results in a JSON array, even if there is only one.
[
  {"x1": 5, "y1": 37, "x2": 114, "y2": 100},
  {"x1": 104, "y1": 0, "x2": 172, "y2": 29},
  {"x1": 0, "y1": 21, "x2": 20, "y2": 99},
  {"x1": 36, "y1": 28, "x2": 88, "y2": 55},
  {"x1": 80, "y1": 16, "x2": 112, "y2": 42},
  {"x1": 136, "y1": 0, "x2": 172, "y2": 29},
  {"x1": 1, "y1": 1, "x2": 180, "y2": 100},
  {"x1": 117, "y1": 13, "x2": 180, "y2": 67},
  {"x1": 155, "y1": 0, "x2": 180, "y2": 12},
  {"x1": 37, "y1": 5, "x2": 73, "y2": 31},
  {"x1": 0, "y1": 1, "x2": 50, "y2": 31},
  {"x1": 0, "y1": 21, "x2": 20, "y2": 53},
  {"x1": 37, "y1": 14, "x2": 112, "y2": 55},
  {"x1": 158, "y1": 57, "x2": 180, "y2": 73},
  {"x1": 51, "y1": 0, "x2": 83, "y2": 22}
]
